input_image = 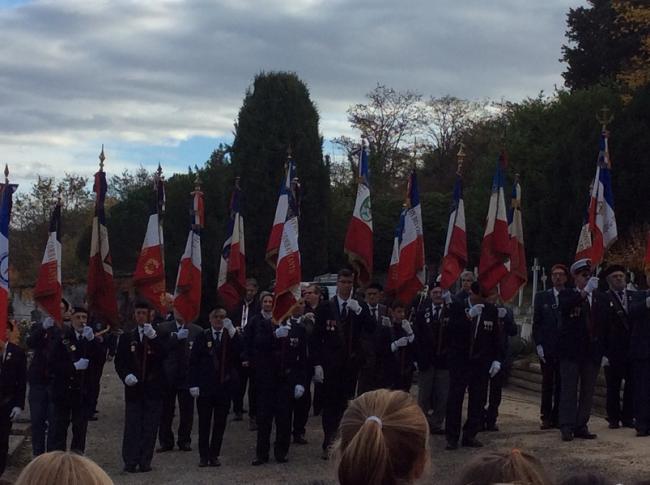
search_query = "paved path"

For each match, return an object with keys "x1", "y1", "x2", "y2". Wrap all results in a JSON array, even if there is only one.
[{"x1": 5, "y1": 366, "x2": 650, "y2": 484}]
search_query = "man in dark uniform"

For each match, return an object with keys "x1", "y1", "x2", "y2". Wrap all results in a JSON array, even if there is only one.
[
  {"x1": 245, "y1": 294, "x2": 308, "y2": 465},
  {"x1": 189, "y1": 307, "x2": 241, "y2": 467},
  {"x1": 0, "y1": 321, "x2": 26, "y2": 478},
  {"x1": 157, "y1": 308, "x2": 202, "y2": 452},
  {"x1": 312, "y1": 269, "x2": 374, "y2": 458},
  {"x1": 600, "y1": 264, "x2": 639, "y2": 428},
  {"x1": 532, "y1": 263, "x2": 568, "y2": 429},
  {"x1": 114, "y1": 301, "x2": 166, "y2": 473},
  {"x1": 414, "y1": 283, "x2": 451, "y2": 434},
  {"x1": 86, "y1": 316, "x2": 112, "y2": 422},
  {"x1": 357, "y1": 282, "x2": 387, "y2": 395},
  {"x1": 379, "y1": 300, "x2": 415, "y2": 392},
  {"x1": 48, "y1": 306, "x2": 100, "y2": 454},
  {"x1": 445, "y1": 282, "x2": 504, "y2": 450},
  {"x1": 291, "y1": 292, "x2": 316, "y2": 445},
  {"x1": 232, "y1": 278, "x2": 260, "y2": 425},
  {"x1": 630, "y1": 287, "x2": 650, "y2": 435},
  {"x1": 302, "y1": 284, "x2": 323, "y2": 417},
  {"x1": 557, "y1": 258, "x2": 603, "y2": 442}
]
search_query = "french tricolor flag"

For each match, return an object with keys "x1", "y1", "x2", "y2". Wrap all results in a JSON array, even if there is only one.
[
  {"x1": 439, "y1": 174, "x2": 467, "y2": 290},
  {"x1": 218, "y1": 180, "x2": 246, "y2": 313},
  {"x1": 133, "y1": 173, "x2": 166, "y2": 314},
  {"x1": 478, "y1": 152, "x2": 510, "y2": 292},
  {"x1": 266, "y1": 160, "x2": 295, "y2": 269},
  {"x1": 272, "y1": 161, "x2": 301, "y2": 323},
  {"x1": 576, "y1": 130, "x2": 617, "y2": 265},
  {"x1": 34, "y1": 201, "x2": 63, "y2": 325},
  {"x1": 0, "y1": 174, "x2": 17, "y2": 342},
  {"x1": 500, "y1": 178, "x2": 527, "y2": 302},
  {"x1": 174, "y1": 178, "x2": 204, "y2": 323},
  {"x1": 344, "y1": 138, "x2": 373, "y2": 285},
  {"x1": 395, "y1": 170, "x2": 425, "y2": 304},
  {"x1": 385, "y1": 213, "x2": 404, "y2": 295}
]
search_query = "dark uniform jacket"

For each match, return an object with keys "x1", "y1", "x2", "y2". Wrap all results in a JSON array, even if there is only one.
[
  {"x1": 48, "y1": 327, "x2": 100, "y2": 403},
  {"x1": 26, "y1": 323, "x2": 55, "y2": 386},
  {"x1": 533, "y1": 289, "x2": 563, "y2": 359},
  {"x1": 189, "y1": 327, "x2": 241, "y2": 396},
  {"x1": 600, "y1": 289, "x2": 639, "y2": 365},
  {"x1": 244, "y1": 314, "x2": 308, "y2": 391},
  {"x1": 414, "y1": 300, "x2": 450, "y2": 371},
  {"x1": 629, "y1": 290, "x2": 650, "y2": 361},
  {"x1": 0, "y1": 342, "x2": 27, "y2": 411},
  {"x1": 114, "y1": 326, "x2": 166, "y2": 402},
  {"x1": 233, "y1": 299, "x2": 260, "y2": 329},
  {"x1": 312, "y1": 297, "x2": 374, "y2": 374},
  {"x1": 558, "y1": 289, "x2": 605, "y2": 364},
  {"x1": 447, "y1": 299, "x2": 504, "y2": 366},
  {"x1": 158, "y1": 320, "x2": 203, "y2": 390},
  {"x1": 378, "y1": 322, "x2": 415, "y2": 388}
]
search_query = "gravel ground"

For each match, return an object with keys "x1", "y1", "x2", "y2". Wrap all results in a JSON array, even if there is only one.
[{"x1": 4, "y1": 366, "x2": 650, "y2": 484}]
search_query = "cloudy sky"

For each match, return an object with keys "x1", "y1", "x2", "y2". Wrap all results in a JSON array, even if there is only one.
[{"x1": 0, "y1": 0, "x2": 586, "y2": 189}]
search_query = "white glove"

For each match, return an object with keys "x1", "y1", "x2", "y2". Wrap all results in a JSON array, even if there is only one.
[
  {"x1": 175, "y1": 328, "x2": 189, "y2": 340},
  {"x1": 346, "y1": 299, "x2": 362, "y2": 315},
  {"x1": 42, "y1": 317, "x2": 54, "y2": 330},
  {"x1": 468, "y1": 304, "x2": 484, "y2": 318},
  {"x1": 601, "y1": 356, "x2": 610, "y2": 367},
  {"x1": 304, "y1": 312, "x2": 315, "y2": 322},
  {"x1": 73, "y1": 358, "x2": 89, "y2": 371},
  {"x1": 275, "y1": 323, "x2": 291, "y2": 338},
  {"x1": 401, "y1": 319, "x2": 413, "y2": 335},
  {"x1": 498, "y1": 308, "x2": 507, "y2": 319},
  {"x1": 143, "y1": 323, "x2": 157, "y2": 339},
  {"x1": 584, "y1": 276, "x2": 599, "y2": 294},
  {"x1": 223, "y1": 318, "x2": 236, "y2": 338},
  {"x1": 381, "y1": 316, "x2": 392, "y2": 327},
  {"x1": 442, "y1": 290, "x2": 453, "y2": 305},
  {"x1": 536, "y1": 345, "x2": 546, "y2": 364},
  {"x1": 489, "y1": 360, "x2": 501, "y2": 378},
  {"x1": 82, "y1": 326, "x2": 94, "y2": 341},
  {"x1": 391, "y1": 336, "x2": 409, "y2": 352},
  {"x1": 294, "y1": 384, "x2": 305, "y2": 400},
  {"x1": 313, "y1": 365, "x2": 324, "y2": 383},
  {"x1": 9, "y1": 407, "x2": 21, "y2": 421},
  {"x1": 189, "y1": 387, "x2": 200, "y2": 398},
  {"x1": 124, "y1": 374, "x2": 138, "y2": 387}
]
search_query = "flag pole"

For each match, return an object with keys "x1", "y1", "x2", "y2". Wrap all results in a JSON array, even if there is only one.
[{"x1": 155, "y1": 163, "x2": 165, "y2": 273}]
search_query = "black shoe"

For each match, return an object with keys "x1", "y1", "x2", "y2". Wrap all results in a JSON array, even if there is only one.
[
  {"x1": 252, "y1": 456, "x2": 268, "y2": 466},
  {"x1": 156, "y1": 445, "x2": 173, "y2": 453},
  {"x1": 485, "y1": 424, "x2": 499, "y2": 432},
  {"x1": 139, "y1": 465, "x2": 152, "y2": 473},
  {"x1": 209, "y1": 458, "x2": 221, "y2": 467},
  {"x1": 233, "y1": 413, "x2": 243, "y2": 421},
  {"x1": 430, "y1": 427, "x2": 446, "y2": 435},
  {"x1": 445, "y1": 441, "x2": 458, "y2": 450},
  {"x1": 275, "y1": 455, "x2": 288, "y2": 463},
  {"x1": 574, "y1": 430, "x2": 597, "y2": 439},
  {"x1": 88, "y1": 415, "x2": 98, "y2": 422},
  {"x1": 123, "y1": 465, "x2": 138, "y2": 473},
  {"x1": 461, "y1": 438, "x2": 483, "y2": 448},
  {"x1": 622, "y1": 421, "x2": 635, "y2": 428},
  {"x1": 561, "y1": 429, "x2": 574, "y2": 441},
  {"x1": 636, "y1": 430, "x2": 649, "y2": 437},
  {"x1": 199, "y1": 459, "x2": 209, "y2": 467},
  {"x1": 178, "y1": 443, "x2": 192, "y2": 451},
  {"x1": 293, "y1": 435, "x2": 308, "y2": 445},
  {"x1": 540, "y1": 422, "x2": 553, "y2": 430},
  {"x1": 608, "y1": 422, "x2": 620, "y2": 429},
  {"x1": 321, "y1": 449, "x2": 329, "y2": 460}
]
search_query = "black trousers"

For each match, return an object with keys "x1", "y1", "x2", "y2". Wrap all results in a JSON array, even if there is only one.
[
  {"x1": 559, "y1": 358, "x2": 599, "y2": 432},
  {"x1": 51, "y1": 393, "x2": 91, "y2": 454},
  {"x1": 158, "y1": 388, "x2": 194, "y2": 448},
  {"x1": 633, "y1": 359, "x2": 650, "y2": 433},
  {"x1": 87, "y1": 356, "x2": 106, "y2": 414},
  {"x1": 0, "y1": 406, "x2": 11, "y2": 477},
  {"x1": 321, "y1": 368, "x2": 357, "y2": 450},
  {"x1": 233, "y1": 367, "x2": 256, "y2": 417},
  {"x1": 446, "y1": 361, "x2": 489, "y2": 444},
  {"x1": 256, "y1": 382, "x2": 292, "y2": 460},
  {"x1": 540, "y1": 358, "x2": 561, "y2": 425},
  {"x1": 312, "y1": 383, "x2": 323, "y2": 415},
  {"x1": 604, "y1": 361, "x2": 634, "y2": 425},
  {"x1": 122, "y1": 398, "x2": 163, "y2": 469},
  {"x1": 197, "y1": 393, "x2": 230, "y2": 461},
  {"x1": 28, "y1": 383, "x2": 55, "y2": 455},
  {"x1": 485, "y1": 369, "x2": 505, "y2": 427},
  {"x1": 292, "y1": 383, "x2": 311, "y2": 438}
]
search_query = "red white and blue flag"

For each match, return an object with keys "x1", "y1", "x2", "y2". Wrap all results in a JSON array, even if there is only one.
[
  {"x1": 394, "y1": 171, "x2": 426, "y2": 304},
  {"x1": 344, "y1": 138, "x2": 373, "y2": 285},
  {"x1": 385, "y1": 212, "x2": 404, "y2": 295},
  {"x1": 273, "y1": 160, "x2": 302, "y2": 322},
  {"x1": 575, "y1": 130, "x2": 617, "y2": 265},
  {"x1": 478, "y1": 152, "x2": 510, "y2": 292},
  {"x1": 174, "y1": 181, "x2": 204, "y2": 323},
  {"x1": 500, "y1": 179, "x2": 527, "y2": 302},
  {"x1": 34, "y1": 201, "x2": 63, "y2": 325},
  {"x1": 0, "y1": 177, "x2": 17, "y2": 342},
  {"x1": 218, "y1": 181, "x2": 246, "y2": 313},
  {"x1": 87, "y1": 162, "x2": 119, "y2": 327},
  {"x1": 133, "y1": 173, "x2": 166, "y2": 314},
  {"x1": 439, "y1": 174, "x2": 467, "y2": 290},
  {"x1": 266, "y1": 160, "x2": 296, "y2": 269}
]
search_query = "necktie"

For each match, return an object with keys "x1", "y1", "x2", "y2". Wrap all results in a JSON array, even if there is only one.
[
  {"x1": 139, "y1": 328, "x2": 144, "y2": 342},
  {"x1": 341, "y1": 301, "x2": 347, "y2": 318},
  {"x1": 371, "y1": 307, "x2": 377, "y2": 321},
  {"x1": 433, "y1": 306, "x2": 440, "y2": 320}
]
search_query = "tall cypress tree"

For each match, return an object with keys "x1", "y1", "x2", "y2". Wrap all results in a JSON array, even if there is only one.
[{"x1": 230, "y1": 72, "x2": 329, "y2": 285}]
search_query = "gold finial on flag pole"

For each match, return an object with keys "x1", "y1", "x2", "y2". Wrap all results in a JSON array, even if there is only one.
[
  {"x1": 98, "y1": 145, "x2": 106, "y2": 172},
  {"x1": 4, "y1": 164, "x2": 8, "y2": 185},
  {"x1": 597, "y1": 106, "x2": 614, "y2": 131}
]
